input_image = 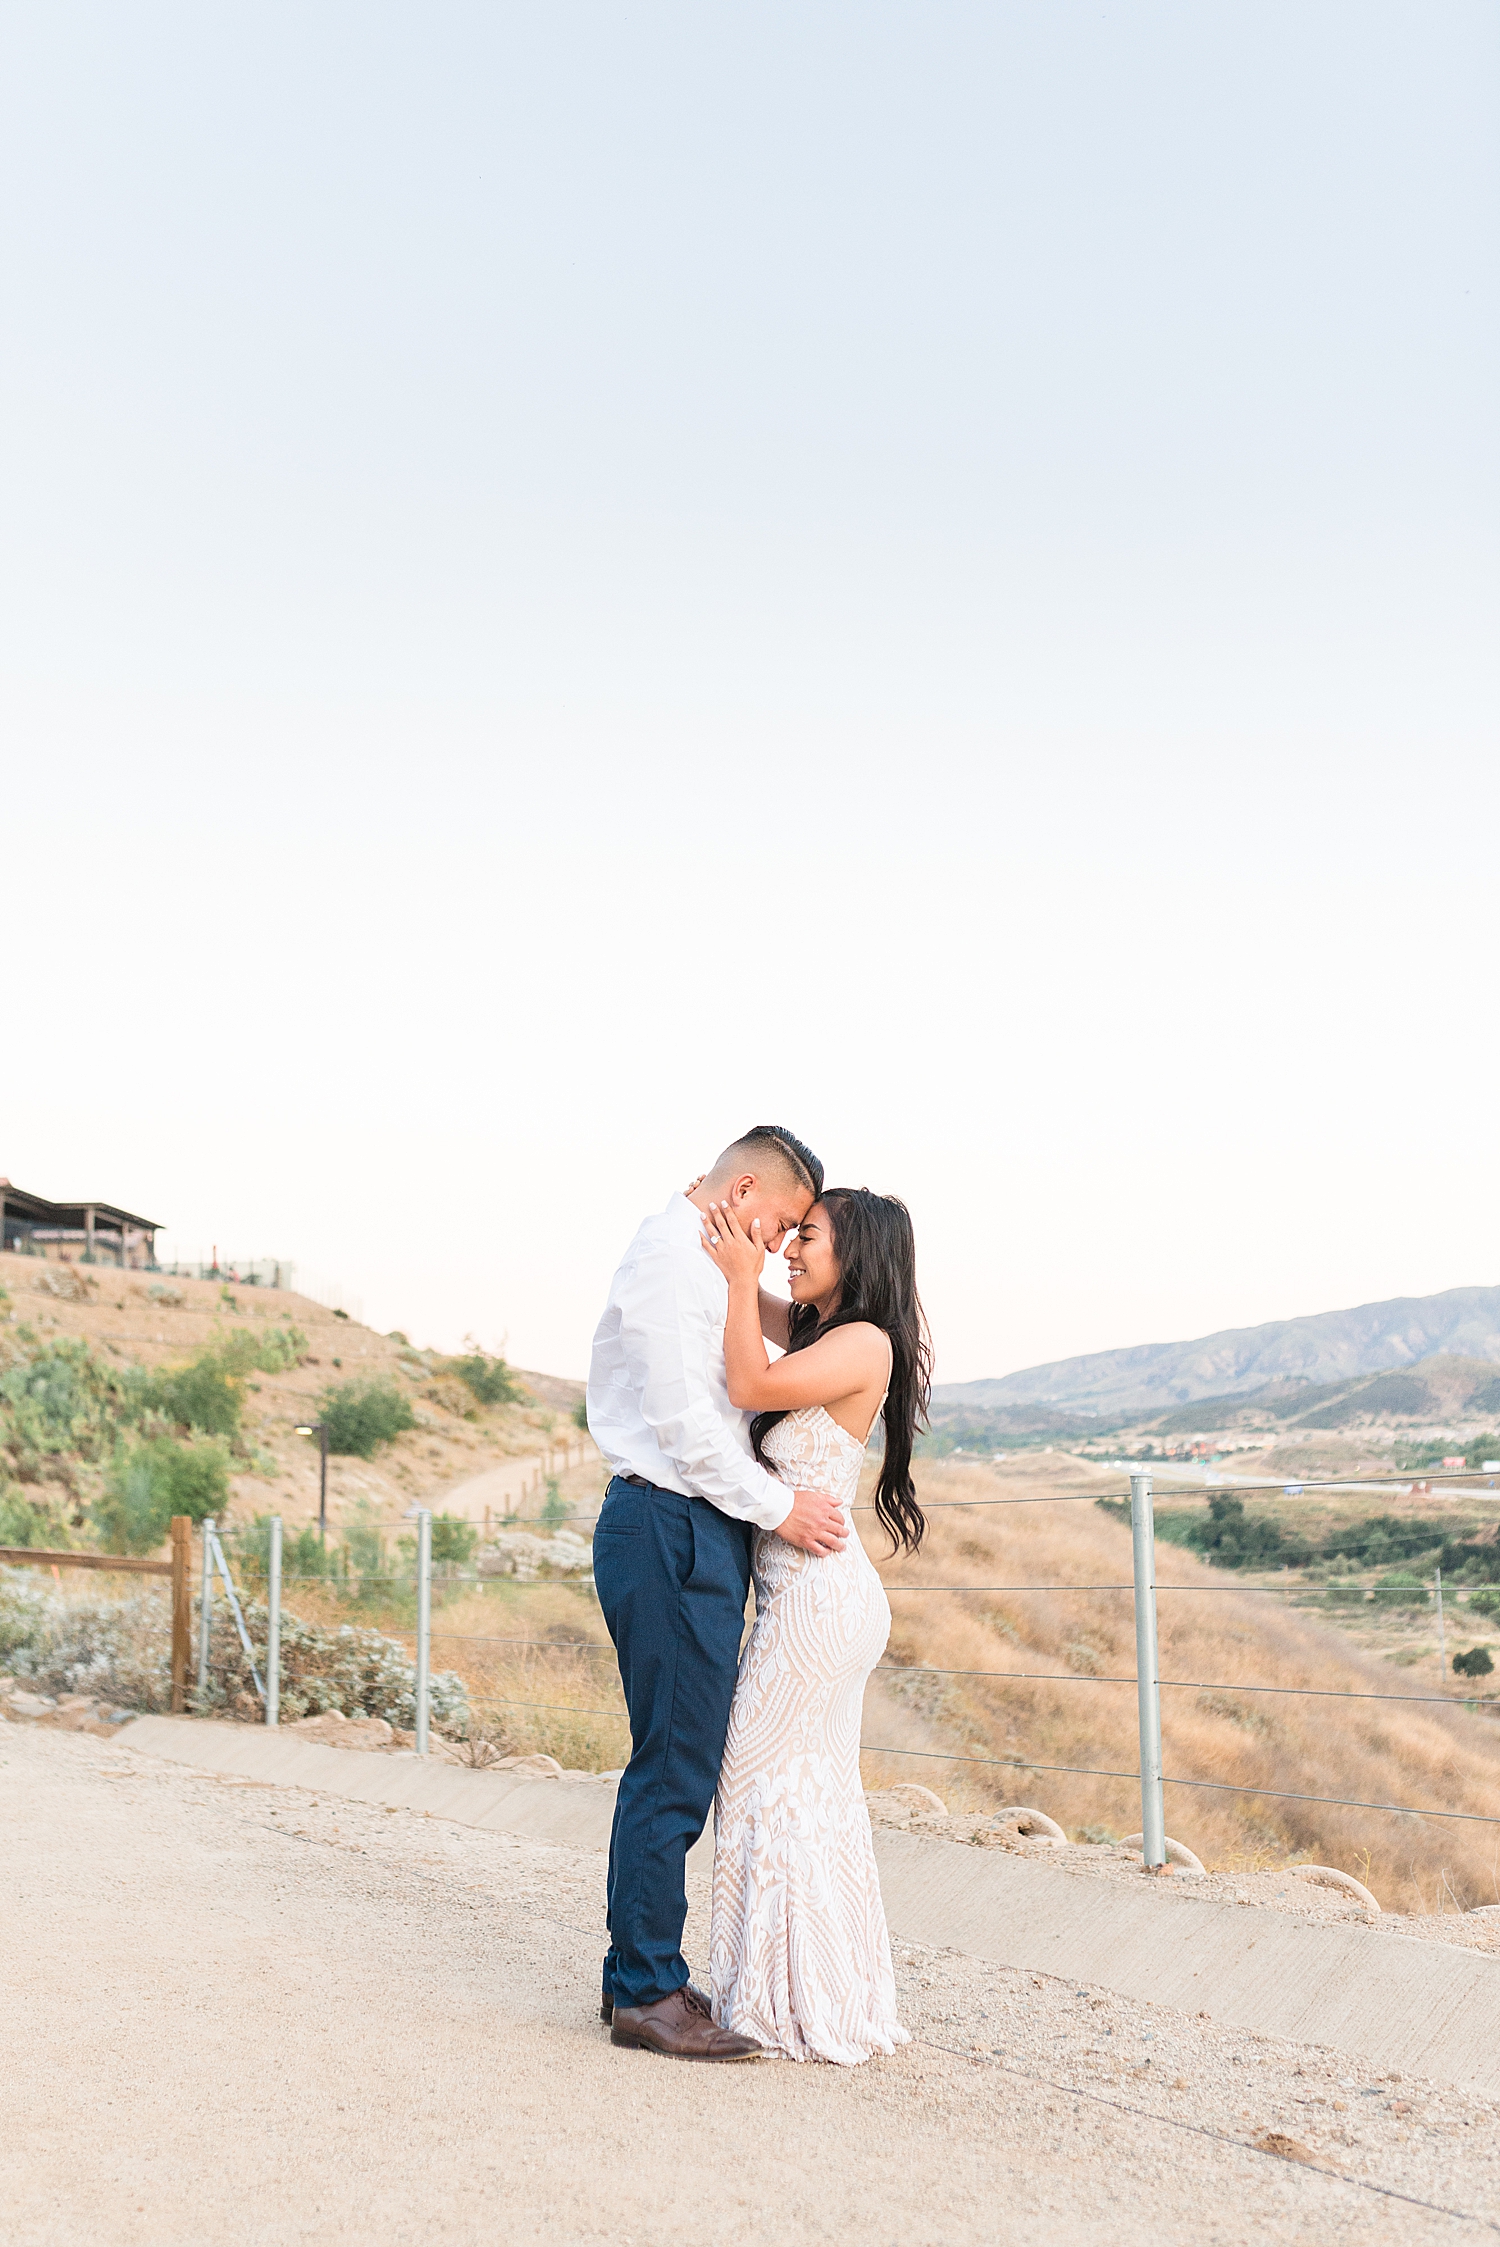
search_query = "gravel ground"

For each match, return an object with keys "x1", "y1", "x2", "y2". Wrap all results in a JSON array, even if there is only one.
[{"x1": 4, "y1": 1723, "x2": 1499, "y2": 2247}]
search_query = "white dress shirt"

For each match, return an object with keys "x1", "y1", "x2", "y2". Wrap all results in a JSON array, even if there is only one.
[{"x1": 587, "y1": 1193, "x2": 793, "y2": 1533}]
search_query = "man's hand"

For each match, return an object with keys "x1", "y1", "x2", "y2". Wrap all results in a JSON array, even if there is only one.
[{"x1": 777, "y1": 1486, "x2": 849, "y2": 1556}]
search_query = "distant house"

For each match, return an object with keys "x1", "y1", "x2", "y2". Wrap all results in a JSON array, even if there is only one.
[{"x1": 0, "y1": 1178, "x2": 162, "y2": 1270}]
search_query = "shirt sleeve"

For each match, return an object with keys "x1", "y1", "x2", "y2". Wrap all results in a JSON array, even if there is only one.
[{"x1": 614, "y1": 1247, "x2": 793, "y2": 1532}]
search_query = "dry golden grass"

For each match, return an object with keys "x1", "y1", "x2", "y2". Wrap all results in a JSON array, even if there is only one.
[
  {"x1": 309, "y1": 1574, "x2": 630, "y2": 1769},
  {"x1": 859, "y1": 1454, "x2": 1500, "y2": 1911}
]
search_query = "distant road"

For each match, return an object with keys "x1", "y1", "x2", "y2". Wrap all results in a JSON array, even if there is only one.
[{"x1": 1113, "y1": 1462, "x2": 1499, "y2": 1498}]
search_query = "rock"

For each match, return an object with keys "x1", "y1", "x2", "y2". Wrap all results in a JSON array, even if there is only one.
[
  {"x1": 1252, "y1": 2133, "x2": 1317, "y2": 2166},
  {"x1": 287, "y1": 1713, "x2": 395, "y2": 1752},
  {"x1": 866, "y1": 1782, "x2": 947, "y2": 1815},
  {"x1": 889, "y1": 1782, "x2": 947, "y2": 1813},
  {"x1": 1293, "y1": 1864, "x2": 1380, "y2": 1913},
  {"x1": 1122, "y1": 1832, "x2": 1207, "y2": 1876},
  {"x1": 33, "y1": 1266, "x2": 98, "y2": 1303},
  {"x1": 989, "y1": 1804, "x2": 1068, "y2": 1845},
  {"x1": 289, "y1": 1716, "x2": 395, "y2": 1752},
  {"x1": 476, "y1": 1531, "x2": 594, "y2": 1582},
  {"x1": 3, "y1": 1691, "x2": 58, "y2": 1719},
  {"x1": 863, "y1": 1785, "x2": 952, "y2": 1828},
  {"x1": 502, "y1": 1752, "x2": 566, "y2": 1779}
]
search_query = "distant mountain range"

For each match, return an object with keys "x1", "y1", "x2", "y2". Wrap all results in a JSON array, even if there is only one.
[{"x1": 935, "y1": 1284, "x2": 1500, "y2": 1422}]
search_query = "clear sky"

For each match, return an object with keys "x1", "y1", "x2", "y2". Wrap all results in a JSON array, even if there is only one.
[{"x1": 3, "y1": 4, "x2": 1496, "y2": 1380}]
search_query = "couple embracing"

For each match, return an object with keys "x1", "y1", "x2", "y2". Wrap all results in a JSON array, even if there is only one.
[{"x1": 586, "y1": 1124, "x2": 931, "y2": 2065}]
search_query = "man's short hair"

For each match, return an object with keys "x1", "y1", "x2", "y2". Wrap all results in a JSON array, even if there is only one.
[{"x1": 714, "y1": 1125, "x2": 824, "y2": 1202}]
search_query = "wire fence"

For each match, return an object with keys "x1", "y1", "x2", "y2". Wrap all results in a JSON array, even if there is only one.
[{"x1": 199, "y1": 1463, "x2": 1500, "y2": 1870}]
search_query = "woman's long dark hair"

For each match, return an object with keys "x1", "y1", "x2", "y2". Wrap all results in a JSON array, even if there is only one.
[{"x1": 751, "y1": 1187, "x2": 932, "y2": 1554}]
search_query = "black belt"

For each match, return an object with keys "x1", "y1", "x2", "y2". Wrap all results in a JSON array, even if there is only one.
[{"x1": 619, "y1": 1472, "x2": 657, "y2": 1491}]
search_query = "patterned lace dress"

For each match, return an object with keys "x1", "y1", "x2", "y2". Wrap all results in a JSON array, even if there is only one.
[{"x1": 709, "y1": 1397, "x2": 909, "y2": 2064}]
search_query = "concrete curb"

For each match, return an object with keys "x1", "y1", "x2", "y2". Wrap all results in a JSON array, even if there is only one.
[
  {"x1": 117, "y1": 1715, "x2": 621, "y2": 1853},
  {"x1": 117, "y1": 1716, "x2": 1500, "y2": 2094},
  {"x1": 872, "y1": 1831, "x2": 1500, "y2": 2094}
]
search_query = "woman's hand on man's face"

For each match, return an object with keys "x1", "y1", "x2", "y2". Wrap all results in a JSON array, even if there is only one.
[{"x1": 699, "y1": 1199, "x2": 766, "y2": 1285}]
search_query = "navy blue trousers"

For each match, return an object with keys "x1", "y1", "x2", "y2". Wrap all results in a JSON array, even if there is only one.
[{"x1": 592, "y1": 1476, "x2": 753, "y2": 2010}]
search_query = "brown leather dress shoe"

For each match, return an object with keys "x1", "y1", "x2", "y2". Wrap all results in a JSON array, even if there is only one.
[
  {"x1": 600, "y1": 1981, "x2": 710, "y2": 2026},
  {"x1": 610, "y1": 1983, "x2": 764, "y2": 2061}
]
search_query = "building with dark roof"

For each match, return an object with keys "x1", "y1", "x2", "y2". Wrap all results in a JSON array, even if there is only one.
[{"x1": 0, "y1": 1178, "x2": 162, "y2": 1269}]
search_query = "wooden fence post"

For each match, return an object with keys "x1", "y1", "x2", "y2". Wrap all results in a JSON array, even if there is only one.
[{"x1": 170, "y1": 1516, "x2": 191, "y2": 1713}]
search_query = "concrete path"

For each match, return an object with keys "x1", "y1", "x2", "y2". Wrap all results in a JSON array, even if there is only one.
[
  {"x1": 439, "y1": 1436, "x2": 595, "y2": 1523},
  {"x1": 119, "y1": 1716, "x2": 1500, "y2": 2098},
  {"x1": 7, "y1": 1723, "x2": 1500, "y2": 2246}
]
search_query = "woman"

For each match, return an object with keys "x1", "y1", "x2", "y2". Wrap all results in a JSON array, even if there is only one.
[{"x1": 699, "y1": 1186, "x2": 931, "y2": 2064}]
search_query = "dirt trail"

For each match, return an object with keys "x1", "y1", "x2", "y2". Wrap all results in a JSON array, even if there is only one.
[{"x1": 4, "y1": 1724, "x2": 1498, "y2": 2247}]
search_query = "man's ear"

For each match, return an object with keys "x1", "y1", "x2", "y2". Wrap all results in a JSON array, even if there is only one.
[{"x1": 727, "y1": 1173, "x2": 757, "y2": 1208}]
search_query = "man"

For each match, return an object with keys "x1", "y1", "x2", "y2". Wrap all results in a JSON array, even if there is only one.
[{"x1": 587, "y1": 1124, "x2": 848, "y2": 2060}]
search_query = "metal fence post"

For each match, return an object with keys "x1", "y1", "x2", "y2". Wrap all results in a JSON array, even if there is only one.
[
  {"x1": 415, "y1": 1508, "x2": 432, "y2": 1757},
  {"x1": 170, "y1": 1515, "x2": 192, "y2": 1713},
  {"x1": 1435, "y1": 1567, "x2": 1446, "y2": 1683},
  {"x1": 266, "y1": 1517, "x2": 282, "y2": 1728},
  {"x1": 197, "y1": 1516, "x2": 215, "y2": 1697},
  {"x1": 1129, "y1": 1472, "x2": 1167, "y2": 1868}
]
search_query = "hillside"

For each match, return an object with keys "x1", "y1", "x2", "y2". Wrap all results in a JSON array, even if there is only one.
[
  {"x1": 856, "y1": 1451, "x2": 1500, "y2": 1914},
  {"x1": 927, "y1": 1351, "x2": 1500, "y2": 1482},
  {"x1": 0, "y1": 1249, "x2": 588, "y2": 1551},
  {"x1": 934, "y1": 1282, "x2": 1500, "y2": 1422}
]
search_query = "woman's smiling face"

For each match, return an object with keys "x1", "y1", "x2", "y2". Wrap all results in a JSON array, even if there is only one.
[{"x1": 784, "y1": 1201, "x2": 841, "y2": 1312}]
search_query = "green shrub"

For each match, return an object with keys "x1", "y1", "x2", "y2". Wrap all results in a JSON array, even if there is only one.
[
  {"x1": 541, "y1": 1477, "x2": 566, "y2": 1527},
  {"x1": 197, "y1": 1598, "x2": 467, "y2": 1728},
  {"x1": 1372, "y1": 1572, "x2": 1430, "y2": 1607},
  {"x1": 1467, "y1": 1587, "x2": 1500, "y2": 1618},
  {"x1": 1398, "y1": 1433, "x2": 1500, "y2": 1472},
  {"x1": 430, "y1": 1512, "x2": 478, "y2": 1566},
  {"x1": 90, "y1": 1437, "x2": 231, "y2": 1553},
  {"x1": 0, "y1": 1572, "x2": 171, "y2": 1707},
  {"x1": 451, "y1": 1352, "x2": 523, "y2": 1408},
  {"x1": 236, "y1": 1518, "x2": 331, "y2": 1584},
  {"x1": 161, "y1": 1438, "x2": 231, "y2": 1522},
  {"x1": 1106, "y1": 1495, "x2": 1459, "y2": 1579},
  {"x1": 0, "y1": 1488, "x2": 71, "y2": 1548},
  {"x1": 572, "y1": 1396, "x2": 589, "y2": 1431},
  {"x1": 1453, "y1": 1646, "x2": 1495, "y2": 1679},
  {"x1": 146, "y1": 1329, "x2": 309, "y2": 1441},
  {"x1": 213, "y1": 1325, "x2": 307, "y2": 1375},
  {"x1": 1145, "y1": 1493, "x2": 1310, "y2": 1571},
  {"x1": 0, "y1": 1568, "x2": 468, "y2": 1729},
  {"x1": 0, "y1": 1337, "x2": 147, "y2": 1483},
  {"x1": 320, "y1": 1380, "x2": 416, "y2": 1458},
  {"x1": 152, "y1": 1356, "x2": 241, "y2": 1438},
  {"x1": 1438, "y1": 1535, "x2": 1500, "y2": 1584},
  {"x1": 339, "y1": 1519, "x2": 387, "y2": 1578},
  {"x1": 90, "y1": 1452, "x2": 168, "y2": 1555}
]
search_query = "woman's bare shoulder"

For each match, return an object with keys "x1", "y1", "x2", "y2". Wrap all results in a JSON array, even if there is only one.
[{"x1": 819, "y1": 1320, "x2": 891, "y2": 1376}]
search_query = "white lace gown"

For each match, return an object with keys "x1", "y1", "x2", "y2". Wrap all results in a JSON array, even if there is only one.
[{"x1": 710, "y1": 1402, "x2": 909, "y2": 2064}]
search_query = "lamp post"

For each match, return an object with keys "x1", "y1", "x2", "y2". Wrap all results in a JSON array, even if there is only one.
[{"x1": 295, "y1": 1421, "x2": 330, "y2": 1543}]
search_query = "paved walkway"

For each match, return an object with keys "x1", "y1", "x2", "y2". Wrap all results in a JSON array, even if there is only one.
[{"x1": 4, "y1": 1725, "x2": 1498, "y2": 2246}]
